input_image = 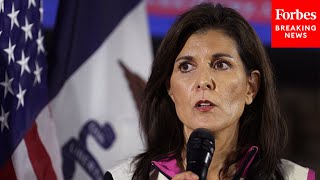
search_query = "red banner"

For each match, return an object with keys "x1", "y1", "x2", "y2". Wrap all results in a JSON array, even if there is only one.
[{"x1": 271, "y1": 0, "x2": 320, "y2": 48}]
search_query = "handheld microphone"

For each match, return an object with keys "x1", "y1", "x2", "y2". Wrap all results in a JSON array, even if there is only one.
[
  {"x1": 103, "y1": 171, "x2": 114, "y2": 180},
  {"x1": 186, "y1": 128, "x2": 215, "y2": 180}
]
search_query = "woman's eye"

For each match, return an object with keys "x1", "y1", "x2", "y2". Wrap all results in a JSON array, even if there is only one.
[
  {"x1": 178, "y1": 62, "x2": 194, "y2": 72},
  {"x1": 213, "y1": 60, "x2": 231, "y2": 70}
]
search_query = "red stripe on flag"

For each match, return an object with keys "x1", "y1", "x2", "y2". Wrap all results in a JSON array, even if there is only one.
[
  {"x1": 0, "y1": 159, "x2": 17, "y2": 180},
  {"x1": 25, "y1": 122, "x2": 57, "y2": 180}
]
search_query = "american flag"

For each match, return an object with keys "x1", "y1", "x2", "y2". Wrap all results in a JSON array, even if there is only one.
[{"x1": 0, "y1": 0, "x2": 62, "y2": 179}]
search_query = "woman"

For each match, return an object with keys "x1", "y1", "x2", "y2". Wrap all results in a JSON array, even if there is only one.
[{"x1": 110, "y1": 3, "x2": 315, "y2": 180}]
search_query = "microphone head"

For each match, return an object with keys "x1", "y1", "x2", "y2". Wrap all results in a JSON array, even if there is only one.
[
  {"x1": 103, "y1": 171, "x2": 114, "y2": 180},
  {"x1": 186, "y1": 128, "x2": 215, "y2": 180}
]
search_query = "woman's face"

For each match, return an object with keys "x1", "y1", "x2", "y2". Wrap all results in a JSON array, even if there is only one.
[{"x1": 168, "y1": 30, "x2": 259, "y2": 138}]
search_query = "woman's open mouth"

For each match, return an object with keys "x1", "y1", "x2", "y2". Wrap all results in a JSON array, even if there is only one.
[{"x1": 195, "y1": 100, "x2": 215, "y2": 112}]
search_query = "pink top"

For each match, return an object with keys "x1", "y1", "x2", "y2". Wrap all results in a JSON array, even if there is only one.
[
  {"x1": 151, "y1": 146, "x2": 258, "y2": 179},
  {"x1": 151, "y1": 146, "x2": 316, "y2": 180},
  {"x1": 152, "y1": 158, "x2": 181, "y2": 178}
]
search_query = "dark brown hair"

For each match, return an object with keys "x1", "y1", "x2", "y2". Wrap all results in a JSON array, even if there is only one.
[{"x1": 132, "y1": 3, "x2": 287, "y2": 179}]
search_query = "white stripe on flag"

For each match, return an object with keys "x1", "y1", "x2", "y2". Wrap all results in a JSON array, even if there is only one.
[
  {"x1": 12, "y1": 140, "x2": 37, "y2": 180},
  {"x1": 36, "y1": 106, "x2": 63, "y2": 180},
  {"x1": 52, "y1": 0, "x2": 153, "y2": 179}
]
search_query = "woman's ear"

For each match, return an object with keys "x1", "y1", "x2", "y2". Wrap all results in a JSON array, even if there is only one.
[
  {"x1": 245, "y1": 70, "x2": 261, "y2": 105},
  {"x1": 167, "y1": 89, "x2": 174, "y2": 102},
  {"x1": 167, "y1": 87, "x2": 175, "y2": 102},
  {"x1": 166, "y1": 81, "x2": 175, "y2": 102}
]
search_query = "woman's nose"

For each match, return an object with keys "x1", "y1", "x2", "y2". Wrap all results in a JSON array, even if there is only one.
[
  {"x1": 196, "y1": 70, "x2": 215, "y2": 90},
  {"x1": 197, "y1": 80, "x2": 214, "y2": 90}
]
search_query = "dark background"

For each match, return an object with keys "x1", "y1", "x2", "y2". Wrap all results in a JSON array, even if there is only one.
[{"x1": 268, "y1": 47, "x2": 320, "y2": 174}]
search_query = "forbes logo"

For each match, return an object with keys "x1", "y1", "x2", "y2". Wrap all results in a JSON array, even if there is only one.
[{"x1": 275, "y1": 9, "x2": 317, "y2": 20}]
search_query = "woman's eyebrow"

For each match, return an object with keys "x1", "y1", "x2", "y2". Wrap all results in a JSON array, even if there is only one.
[
  {"x1": 175, "y1": 53, "x2": 234, "y2": 63},
  {"x1": 175, "y1": 55, "x2": 193, "y2": 63},
  {"x1": 212, "y1": 53, "x2": 234, "y2": 59}
]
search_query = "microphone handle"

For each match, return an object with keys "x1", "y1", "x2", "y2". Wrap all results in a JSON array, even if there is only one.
[{"x1": 187, "y1": 162, "x2": 208, "y2": 180}]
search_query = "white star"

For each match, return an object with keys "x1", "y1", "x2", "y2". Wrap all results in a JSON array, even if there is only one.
[
  {"x1": 33, "y1": 61, "x2": 43, "y2": 85},
  {"x1": 28, "y1": 0, "x2": 36, "y2": 8},
  {"x1": 0, "y1": 0, "x2": 4, "y2": 13},
  {"x1": 17, "y1": 51, "x2": 31, "y2": 76},
  {"x1": 4, "y1": 39, "x2": 16, "y2": 64},
  {"x1": 0, "y1": 72, "x2": 14, "y2": 98},
  {"x1": 0, "y1": 106, "x2": 10, "y2": 132},
  {"x1": 36, "y1": 31, "x2": 45, "y2": 54},
  {"x1": 7, "y1": 4, "x2": 20, "y2": 30},
  {"x1": 0, "y1": 31, "x2": 2, "y2": 37},
  {"x1": 16, "y1": 84, "x2": 27, "y2": 110},
  {"x1": 21, "y1": 18, "x2": 33, "y2": 41}
]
